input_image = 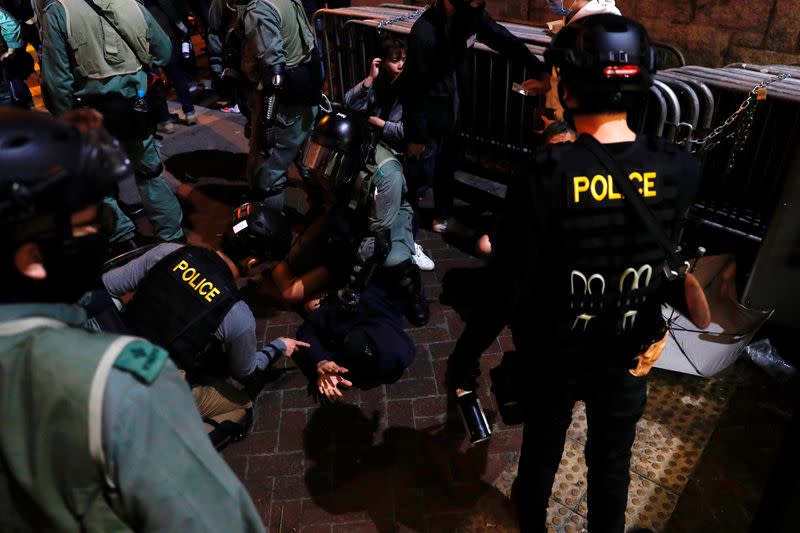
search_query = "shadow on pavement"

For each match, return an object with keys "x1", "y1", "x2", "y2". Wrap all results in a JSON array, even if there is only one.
[{"x1": 302, "y1": 402, "x2": 514, "y2": 532}]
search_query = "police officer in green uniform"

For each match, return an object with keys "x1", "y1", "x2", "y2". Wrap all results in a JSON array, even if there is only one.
[
  {"x1": 447, "y1": 15, "x2": 701, "y2": 532},
  {"x1": 0, "y1": 107, "x2": 265, "y2": 532},
  {"x1": 274, "y1": 110, "x2": 430, "y2": 327},
  {"x1": 37, "y1": 0, "x2": 185, "y2": 250},
  {"x1": 238, "y1": 0, "x2": 322, "y2": 208},
  {"x1": 0, "y1": 6, "x2": 23, "y2": 105}
]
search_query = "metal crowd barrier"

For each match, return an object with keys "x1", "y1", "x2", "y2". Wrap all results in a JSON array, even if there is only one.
[
  {"x1": 317, "y1": 7, "x2": 800, "y2": 243},
  {"x1": 316, "y1": 6, "x2": 551, "y2": 185}
]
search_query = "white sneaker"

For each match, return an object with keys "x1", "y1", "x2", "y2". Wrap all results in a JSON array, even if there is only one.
[{"x1": 412, "y1": 242, "x2": 435, "y2": 271}]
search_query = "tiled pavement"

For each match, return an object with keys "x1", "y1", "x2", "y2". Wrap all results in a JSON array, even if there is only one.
[{"x1": 160, "y1": 106, "x2": 764, "y2": 533}]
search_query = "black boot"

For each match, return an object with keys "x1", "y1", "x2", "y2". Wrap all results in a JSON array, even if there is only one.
[{"x1": 384, "y1": 259, "x2": 430, "y2": 327}]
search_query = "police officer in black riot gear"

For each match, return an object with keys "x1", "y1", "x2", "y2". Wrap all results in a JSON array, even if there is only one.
[
  {"x1": 447, "y1": 15, "x2": 700, "y2": 532},
  {"x1": 96, "y1": 202, "x2": 309, "y2": 449},
  {"x1": 272, "y1": 110, "x2": 430, "y2": 327}
]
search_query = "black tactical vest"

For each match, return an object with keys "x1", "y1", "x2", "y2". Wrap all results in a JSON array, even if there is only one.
[
  {"x1": 524, "y1": 134, "x2": 698, "y2": 358},
  {"x1": 122, "y1": 246, "x2": 240, "y2": 373}
]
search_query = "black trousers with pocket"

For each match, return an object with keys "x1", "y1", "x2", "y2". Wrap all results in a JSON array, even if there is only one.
[{"x1": 514, "y1": 359, "x2": 647, "y2": 533}]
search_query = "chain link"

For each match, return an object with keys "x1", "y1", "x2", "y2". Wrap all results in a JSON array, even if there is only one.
[
  {"x1": 690, "y1": 73, "x2": 789, "y2": 161},
  {"x1": 376, "y1": 5, "x2": 429, "y2": 32}
]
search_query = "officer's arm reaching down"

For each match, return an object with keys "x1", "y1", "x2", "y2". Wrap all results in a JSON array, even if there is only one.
[{"x1": 213, "y1": 303, "x2": 308, "y2": 396}]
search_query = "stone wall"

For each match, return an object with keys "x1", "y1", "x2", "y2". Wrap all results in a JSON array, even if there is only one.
[{"x1": 374, "y1": 0, "x2": 800, "y2": 66}]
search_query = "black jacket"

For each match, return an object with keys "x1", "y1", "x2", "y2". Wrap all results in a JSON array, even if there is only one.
[
  {"x1": 449, "y1": 134, "x2": 701, "y2": 387},
  {"x1": 400, "y1": 1, "x2": 547, "y2": 144}
]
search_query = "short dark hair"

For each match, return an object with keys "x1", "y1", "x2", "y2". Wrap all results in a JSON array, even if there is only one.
[
  {"x1": 543, "y1": 120, "x2": 576, "y2": 142},
  {"x1": 378, "y1": 38, "x2": 407, "y2": 61}
]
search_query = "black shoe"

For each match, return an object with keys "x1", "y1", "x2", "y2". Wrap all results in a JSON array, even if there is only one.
[
  {"x1": 205, "y1": 407, "x2": 254, "y2": 451},
  {"x1": 406, "y1": 293, "x2": 430, "y2": 327}
]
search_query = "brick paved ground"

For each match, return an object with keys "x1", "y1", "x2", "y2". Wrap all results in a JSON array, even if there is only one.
[
  {"x1": 158, "y1": 109, "x2": 525, "y2": 532},
  {"x1": 222, "y1": 230, "x2": 524, "y2": 533}
]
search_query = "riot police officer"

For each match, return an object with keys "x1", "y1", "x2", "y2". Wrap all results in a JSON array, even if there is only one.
[
  {"x1": 238, "y1": 0, "x2": 323, "y2": 208},
  {"x1": 272, "y1": 110, "x2": 430, "y2": 327},
  {"x1": 0, "y1": 5, "x2": 23, "y2": 105},
  {"x1": 37, "y1": 0, "x2": 185, "y2": 251},
  {"x1": 447, "y1": 15, "x2": 700, "y2": 532},
  {"x1": 0, "y1": 107, "x2": 264, "y2": 531},
  {"x1": 99, "y1": 203, "x2": 307, "y2": 448}
]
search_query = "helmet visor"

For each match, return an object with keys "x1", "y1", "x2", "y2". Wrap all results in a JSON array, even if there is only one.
[{"x1": 297, "y1": 138, "x2": 354, "y2": 188}]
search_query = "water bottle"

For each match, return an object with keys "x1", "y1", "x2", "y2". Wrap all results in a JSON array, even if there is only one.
[
  {"x1": 132, "y1": 89, "x2": 148, "y2": 113},
  {"x1": 182, "y1": 41, "x2": 191, "y2": 59}
]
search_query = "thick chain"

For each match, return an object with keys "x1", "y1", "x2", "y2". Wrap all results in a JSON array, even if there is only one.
[
  {"x1": 376, "y1": 5, "x2": 429, "y2": 32},
  {"x1": 692, "y1": 73, "x2": 789, "y2": 157}
]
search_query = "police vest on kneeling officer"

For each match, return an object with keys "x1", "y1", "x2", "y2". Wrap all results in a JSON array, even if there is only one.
[
  {"x1": 0, "y1": 107, "x2": 265, "y2": 531},
  {"x1": 99, "y1": 202, "x2": 308, "y2": 449},
  {"x1": 447, "y1": 15, "x2": 700, "y2": 533}
]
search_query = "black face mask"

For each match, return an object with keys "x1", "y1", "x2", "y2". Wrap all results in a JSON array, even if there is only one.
[
  {"x1": 28, "y1": 233, "x2": 107, "y2": 302},
  {"x1": 3, "y1": 207, "x2": 111, "y2": 304}
]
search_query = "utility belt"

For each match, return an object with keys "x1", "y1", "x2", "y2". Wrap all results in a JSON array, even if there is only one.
[
  {"x1": 74, "y1": 90, "x2": 155, "y2": 142},
  {"x1": 280, "y1": 49, "x2": 323, "y2": 106}
]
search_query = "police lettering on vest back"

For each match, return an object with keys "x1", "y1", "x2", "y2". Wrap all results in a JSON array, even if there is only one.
[
  {"x1": 173, "y1": 259, "x2": 221, "y2": 302},
  {"x1": 569, "y1": 170, "x2": 661, "y2": 206}
]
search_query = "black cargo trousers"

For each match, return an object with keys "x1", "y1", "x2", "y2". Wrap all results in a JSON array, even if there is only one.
[{"x1": 514, "y1": 353, "x2": 647, "y2": 533}]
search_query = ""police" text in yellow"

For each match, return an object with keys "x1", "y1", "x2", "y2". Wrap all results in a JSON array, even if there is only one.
[
  {"x1": 572, "y1": 171, "x2": 657, "y2": 204},
  {"x1": 173, "y1": 260, "x2": 221, "y2": 302}
]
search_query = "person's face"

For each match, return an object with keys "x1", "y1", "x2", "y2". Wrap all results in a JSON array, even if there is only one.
[{"x1": 382, "y1": 53, "x2": 406, "y2": 81}]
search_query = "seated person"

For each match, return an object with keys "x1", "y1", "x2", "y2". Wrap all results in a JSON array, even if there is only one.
[
  {"x1": 475, "y1": 120, "x2": 576, "y2": 257},
  {"x1": 292, "y1": 282, "x2": 416, "y2": 402},
  {"x1": 344, "y1": 38, "x2": 406, "y2": 156},
  {"x1": 270, "y1": 110, "x2": 430, "y2": 326},
  {"x1": 343, "y1": 38, "x2": 434, "y2": 272},
  {"x1": 94, "y1": 203, "x2": 307, "y2": 449}
]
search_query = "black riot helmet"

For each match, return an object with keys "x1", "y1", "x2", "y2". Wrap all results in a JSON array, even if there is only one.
[
  {"x1": 0, "y1": 107, "x2": 131, "y2": 303},
  {"x1": 220, "y1": 202, "x2": 291, "y2": 267},
  {"x1": 544, "y1": 14, "x2": 656, "y2": 114},
  {"x1": 296, "y1": 110, "x2": 372, "y2": 190}
]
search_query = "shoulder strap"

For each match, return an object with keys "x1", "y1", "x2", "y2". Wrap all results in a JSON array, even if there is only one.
[
  {"x1": 579, "y1": 135, "x2": 685, "y2": 274},
  {"x1": 88, "y1": 334, "x2": 140, "y2": 489},
  {"x1": 80, "y1": 0, "x2": 148, "y2": 68}
]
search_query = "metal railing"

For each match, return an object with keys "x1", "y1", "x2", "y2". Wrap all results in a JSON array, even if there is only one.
[{"x1": 315, "y1": 7, "x2": 800, "y2": 245}]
